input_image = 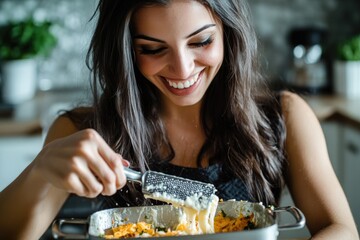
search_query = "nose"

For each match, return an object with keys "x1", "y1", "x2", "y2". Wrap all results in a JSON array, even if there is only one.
[{"x1": 167, "y1": 48, "x2": 194, "y2": 79}]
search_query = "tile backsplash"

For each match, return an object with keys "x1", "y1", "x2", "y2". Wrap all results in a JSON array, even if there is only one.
[{"x1": 0, "y1": 0, "x2": 359, "y2": 90}]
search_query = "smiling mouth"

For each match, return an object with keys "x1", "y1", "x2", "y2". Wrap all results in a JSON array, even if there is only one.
[{"x1": 165, "y1": 71, "x2": 202, "y2": 90}]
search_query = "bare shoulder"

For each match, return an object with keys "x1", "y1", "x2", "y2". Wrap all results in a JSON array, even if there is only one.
[
  {"x1": 279, "y1": 89, "x2": 323, "y2": 149},
  {"x1": 279, "y1": 91, "x2": 319, "y2": 129},
  {"x1": 280, "y1": 90, "x2": 303, "y2": 108},
  {"x1": 279, "y1": 90, "x2": 325, "y2": 170},
  {"x1": 44, "y1": 111, "x2": 80, "y2": 145},
  {"x1": 280, "y1": 91, "x2": 314, "y2": 119}
]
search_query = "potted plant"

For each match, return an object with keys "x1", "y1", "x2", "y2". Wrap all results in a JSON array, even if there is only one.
[
  {"x1": 0, "y1": 17, "x2": 57, "y2": 104},
  {"x1": 333, "y1": 34, "x2": 360, "y2": 99}
]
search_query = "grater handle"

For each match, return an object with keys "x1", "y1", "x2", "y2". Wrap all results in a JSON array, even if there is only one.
[{"x1": 123, "y1": 167, "x2": 142, "y2": 183}]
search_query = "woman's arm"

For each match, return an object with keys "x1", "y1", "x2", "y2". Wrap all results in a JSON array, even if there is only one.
[
  {"x1": 0, "y1": 115, "x2": 128, "y2": 239},
  {"x1": 282, "y1": 91, "x2": 359, "y2": 239},
  {"x1": 0, "y1": 116, "x2": 77, "y2": 239}
]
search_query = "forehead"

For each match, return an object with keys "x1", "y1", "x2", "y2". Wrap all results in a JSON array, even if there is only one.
[{"x1": 131, "y1": 0, "x2": 219, "y2": 36}]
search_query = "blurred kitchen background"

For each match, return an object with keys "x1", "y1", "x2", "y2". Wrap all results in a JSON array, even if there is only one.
[
  {"x1": 0, "y1": 0, "x2": 359, "y2": 94},
  {"x1": 0, "y1": 0, "x2": 98, "y2": 92},
  {"x1": 0, "y1": 0, "x2": 359, "y2": 239}
]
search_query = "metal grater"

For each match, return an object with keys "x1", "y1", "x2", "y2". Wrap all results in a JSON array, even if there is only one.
[{"x1": 123, "y1": 168, "x2": 217, "y2": 210}]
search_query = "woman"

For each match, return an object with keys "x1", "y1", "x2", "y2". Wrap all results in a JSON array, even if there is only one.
[{"x1": 0, "y1": 0, "x2": 358, "y2": 239}]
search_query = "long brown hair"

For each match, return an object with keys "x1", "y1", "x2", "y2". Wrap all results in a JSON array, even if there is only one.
[{"x1": 78, "y1": 0, "x2": 287, "y2": 206}]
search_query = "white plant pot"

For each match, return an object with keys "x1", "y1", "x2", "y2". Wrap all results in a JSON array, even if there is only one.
[
  {"x1": 0, "y1": 59, "x2": 38, "y2": 104},
  {"x1": 334, "y1": 61, "x2": 360, "y2": 99}
]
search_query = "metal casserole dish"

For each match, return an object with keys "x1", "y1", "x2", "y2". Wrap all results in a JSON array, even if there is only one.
[{"x1": 52, "y1": 201, "x2": 305, "y2": 240}]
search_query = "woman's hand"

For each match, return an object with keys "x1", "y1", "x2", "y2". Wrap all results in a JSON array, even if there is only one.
[{"x1": 33, "y1": 129, "x2": 129, "y2": 198}]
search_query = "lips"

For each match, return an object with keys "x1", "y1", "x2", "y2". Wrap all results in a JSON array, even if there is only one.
[
  {"x1": 165, "y1": 73, "x2": 200, "y2": 90},
  {"x1": 163, "y1": 70, "x2": 203, "y2": 94}
]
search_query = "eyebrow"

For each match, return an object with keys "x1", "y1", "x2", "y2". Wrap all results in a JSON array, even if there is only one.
[
  {"x1": 133, "y1": 23, "x2": 216, "y2": 43},
  {"x1": 186, "y1": 24, "x2": 216, "y2": 38}
]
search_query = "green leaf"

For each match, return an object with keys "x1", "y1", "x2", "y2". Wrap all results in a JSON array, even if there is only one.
[
  {"x1": 0, "y1": 17, "x2": 57, "y2": 60},
  {"x1": 338, "y1": 35, "x2": 360, "y2": 61}
]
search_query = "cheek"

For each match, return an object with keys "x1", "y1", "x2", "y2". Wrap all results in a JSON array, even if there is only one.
[
  {"x1": 136, "y1": 56, "x2": 163, "y2": 77},
  {"x1": 199, "y1": 42, "x2": 224, "y2": 67}
]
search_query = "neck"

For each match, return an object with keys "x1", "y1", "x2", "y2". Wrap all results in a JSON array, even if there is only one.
[
  {"x1": 161, "y1": 100, "x2": 203, "y2": 125},
  {"x1": 160, "y1": 98, "x2": 208, "y2": 168}
]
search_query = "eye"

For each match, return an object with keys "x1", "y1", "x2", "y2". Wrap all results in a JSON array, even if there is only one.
[
  {"x1": 189, "y1": 36, "x2": 214, "y2": 48},
  {"x1": 138, "y1": 46, "x2": 166, "y2": 55}
]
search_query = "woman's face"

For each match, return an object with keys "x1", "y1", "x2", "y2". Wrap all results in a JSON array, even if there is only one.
[{"x1": 132, "y1": 0, "x2": 224, "y2": 108}]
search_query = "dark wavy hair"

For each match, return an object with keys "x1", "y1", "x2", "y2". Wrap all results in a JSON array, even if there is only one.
[{"x1": 71, "y1": 0, "x2": 287, "y2": 206}]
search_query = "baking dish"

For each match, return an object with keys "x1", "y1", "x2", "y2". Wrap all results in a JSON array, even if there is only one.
[{"x1": 52, "y1": 200, "x2": 305, "y2": 240}]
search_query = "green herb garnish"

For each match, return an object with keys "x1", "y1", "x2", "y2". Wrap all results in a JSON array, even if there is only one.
[{"x1": 221, "y1": 209, "x2": 227, "y2": 217}]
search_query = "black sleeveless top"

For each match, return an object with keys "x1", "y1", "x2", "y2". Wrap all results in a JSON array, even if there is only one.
[{"x1": 149, "y1": 162, "x2": 252, "y2": 202}]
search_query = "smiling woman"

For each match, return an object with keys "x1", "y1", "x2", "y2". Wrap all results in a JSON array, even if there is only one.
[
  {"x1": 132, "y1": 1, "x2": 223, "y2": 106},
  {"x1": 0, "y1": 0, "x2": 358, "y2": 240}
]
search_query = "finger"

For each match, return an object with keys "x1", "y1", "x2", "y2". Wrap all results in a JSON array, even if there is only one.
[
  {"x1": 65, "y1": 172, "x2": 88, "y2": 197},
  {"x1": 84, "y1": 154, "x2": 117, "y2": 196},
  {"x1": 122, "y1": 159, "x2": 130, "y2": 168},
  {"x1": 74, "y1": 159, "x2": 104, "y2": 197},
  {"x1": 77, "y1": 130, "x2": 119, "y2": 195},
  {"x1": 93, "y1": 135, "x2": 128, "y2": 189},
  {"x1": 104, "y1": 153, "x2": 128, "y2": 190}
]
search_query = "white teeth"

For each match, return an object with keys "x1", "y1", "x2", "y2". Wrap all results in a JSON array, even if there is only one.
[
  {"x1": 184, "y1": 81, "x2": 190, "y2": 88},
  {"x1": 166, "y1": 73, "x2": 200, "y2": 89}
]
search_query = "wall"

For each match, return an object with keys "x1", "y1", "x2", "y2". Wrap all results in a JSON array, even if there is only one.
[
  {"x1": 0, "y1": 0, "x2": 359, "y2": 90},
  {"x1": 248, "y1": 0, "x2": 360, "y2": 84}
]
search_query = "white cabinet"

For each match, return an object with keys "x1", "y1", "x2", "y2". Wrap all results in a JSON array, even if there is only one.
[
  {"x1": 0, "y1": 135, "x2": 43, "y2": 191},
  {"x1": 321, "y1": 121, "x2": 342, "y2": 180},
  {"x1": 321, "y1": 122, "x2": 360, "y2": 233},
  {"x1": 342, "y1": 125, "x2": 360, "y2": 229}
]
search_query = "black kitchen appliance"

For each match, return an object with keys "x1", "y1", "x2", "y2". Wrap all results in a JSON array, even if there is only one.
[{"x1": 285, "y1": 27, "x2": 328, "y2": 94}]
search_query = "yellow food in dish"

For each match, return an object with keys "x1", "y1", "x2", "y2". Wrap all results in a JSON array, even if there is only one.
[
  {"x1": 104, "y1": 222, "x2": 186, "y2": 238},
  {"x1": 214, "y1": 211, "x2": 255, "y2": 233},
  {"x1": 103, "y1": 210, "x2": 255, "y2": 238}
]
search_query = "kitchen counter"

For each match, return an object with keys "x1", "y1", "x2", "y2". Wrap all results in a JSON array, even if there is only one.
[
  {"x1": 0, "y1": 91, "x2": 360, "y2": 136},
  {"x1": 303, "y1": 94, "x2": 360, "y2": 130},
  {"x1": 0, "y1": 89, "x2": 90, "y2": 136}
]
